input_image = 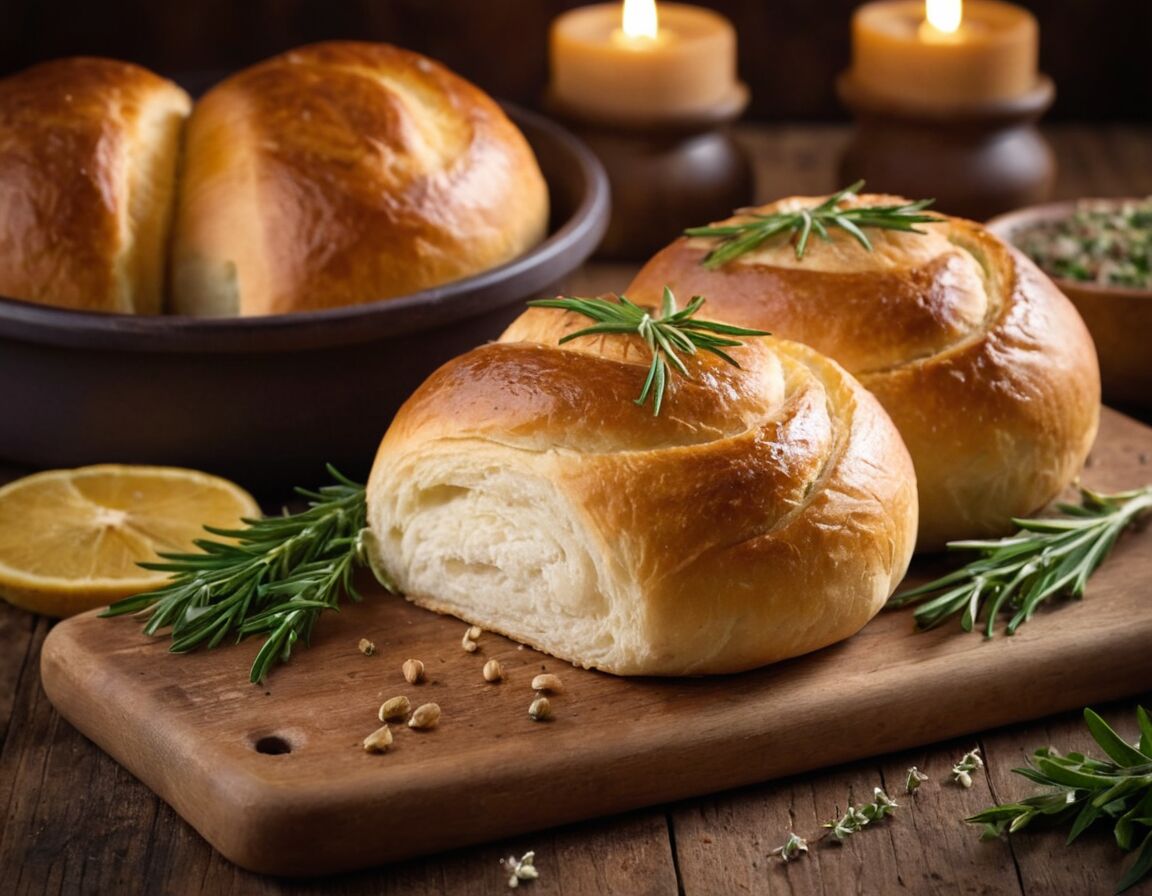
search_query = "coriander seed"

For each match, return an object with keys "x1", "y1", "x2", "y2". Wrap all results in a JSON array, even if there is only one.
[
  {"x1": 358, "y1": 638, "x2": 375, "y2": 656},
  {"x1": 409, "y1": 702, "x2": 441, "y2": 730},
  {"x1": 531, "y1": 673, "x2": 563, "y2": 694},
  {"x1": 462, "y1": 632, "x2": 479, "y2": 653},
  {"x1": 483, "y1": 659, "x2": 503, "y2": 683},
  {"x1": 362, "y1": 724, "x2": 393, "y2": 754},
  {"x1": 466, "y1": 625, "x2": 483, "y2": 640},
  {"x1": 402, "y1": 658, "x2": 425, "y2": 684},
  {"x1": 529, "y1": 696, "x2": 552, "y2": 721},
  {"x1": 378, "y1": 695, "x2": 411, "y2": 722}
]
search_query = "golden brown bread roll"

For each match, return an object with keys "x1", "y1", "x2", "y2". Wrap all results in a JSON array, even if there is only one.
[
  {"x1": 366, "y1": 302, "x2": 917, "y2": 675},
  {"x1": 170, "y1": 41, "x2": 549, "y2": 316},
  {"x1": 627, "y1": 193, "x2": 1101, "y2": 549},
  {"x1": 0, "y1": 58, "x2": 190, "y2": 313}
]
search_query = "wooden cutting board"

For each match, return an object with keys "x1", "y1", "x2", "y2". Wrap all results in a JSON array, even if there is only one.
[{"x1": 40, "y1": 407, "x2": 1152, "y2": 877}]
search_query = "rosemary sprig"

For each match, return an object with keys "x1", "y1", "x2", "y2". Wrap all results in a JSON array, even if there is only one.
[
  {"x1": 102, "y1": 466, "x2": 373, "y2": 683},
  {"x1": 684, "y1": 179, "x2": 942, "y2": 268},
  {"x1": 527, "y1": 287, "x2": 769, "y2": 415},
  {"x1": 968, "y1": 707, "x2": 1152, "y2": 894},
  {"x1": 887, "y1": 485, "x2": 1152, "y2": 636}
]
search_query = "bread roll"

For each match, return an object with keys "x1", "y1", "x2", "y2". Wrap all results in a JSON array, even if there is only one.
[
  {"x1": 0, "y1": 58, "x2": 190, "y2": 313},
  {"x1": 366, "y1": 303, "x2": 917, "y2": 675},
  {"x1": 170, "y1": 41, "x2": 549, "y2": 316},
  {"x1": 628, "y1": 194, "x2": 1101, "y2": 549}
]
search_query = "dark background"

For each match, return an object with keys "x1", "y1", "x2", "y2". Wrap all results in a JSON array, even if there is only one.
[{"x1": 0, "y1": 0, "x2": 1147, "y2": 121}]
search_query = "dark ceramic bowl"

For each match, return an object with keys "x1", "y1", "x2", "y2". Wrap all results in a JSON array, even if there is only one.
[
  {"x1": 0, "y1": 107, "x2": 609, "y2": 492},
  {"x1": 987, "y1": 199, "x2": 1151, "y2": 411}
]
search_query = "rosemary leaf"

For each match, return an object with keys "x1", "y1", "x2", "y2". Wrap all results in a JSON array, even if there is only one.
[
  {"x1": 968, "y1": 707, "x2": 1152, "y2": 894},
  {"x1": 887, "y1": 485, "x2": 1152, "y2": 635},
  {"x1": 684, "y1": 180, "x2": 942, "y2": 268},
  {"x1": 102, "y1": 466, "x2": 372, "y2": 683},
  {"x1": 527, "y1": 288, "x2": 769, "y2": 415}
]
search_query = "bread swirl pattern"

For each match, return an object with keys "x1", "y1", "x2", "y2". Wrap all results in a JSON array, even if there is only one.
[
  {"x1": 170, "y1": 41, "x2": 549, "y2": 315},
  {"x1": 367, "y1": 304, "x2": 917, "y2": 675},
  {"x1": 629, "y1": 194, "x2": 1101, "y2": 549}
]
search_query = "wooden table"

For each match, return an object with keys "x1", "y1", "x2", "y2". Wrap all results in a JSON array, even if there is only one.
[{"x1": 3, "y1": 124, "x2": 1152, "y2": 895}]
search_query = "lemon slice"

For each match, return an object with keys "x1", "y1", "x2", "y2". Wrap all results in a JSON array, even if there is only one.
[{"x1": 0, "y1": 464, "x2": 260, "y2": 618}]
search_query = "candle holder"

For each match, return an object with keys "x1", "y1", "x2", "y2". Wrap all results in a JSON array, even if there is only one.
[
  {"x1": 545, "y1": 87, "x2": 754, "y2": 261},
  {"x1": 836, "y1": 73, "x2": 1055, "y2": 221}
]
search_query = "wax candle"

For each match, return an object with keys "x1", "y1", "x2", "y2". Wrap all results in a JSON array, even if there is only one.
[
  {"x1": 851, "y1": 0, "x2": 1038, "y2": 107},
  {"x1": 550, "y1": 1, "x2": 741, "y2": 123}
]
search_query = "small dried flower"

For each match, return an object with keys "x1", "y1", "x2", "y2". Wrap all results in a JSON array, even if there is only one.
[
  {"x1": 502, "y1": 851, "x2": 538, "y2": 888},
  {"x1": 824, "y1": 788, "x2": 898, "y2": 843},
  {"x1": 483, "y1": 659, "x2": 504, "y2": 682},
  {"x1": 378, "y1": 695, "x2": 411, "y2": 722},
  {"x1": 409, "y1": 702, "x2": 441, "y2": 730},
  {"x1": 362, "y1": 725, "x2": 393, "y2": 753},
  {"x1": 531, "y1": 673, "x2": 563, "y2": 693},
  {"x1": 462, "y1": 632, "x2": 479, "y2": 653},
  {"x1": 358, "y1": 638, "x2": 375, "y2": 656},
  {"x1": 770, "y1": 832, "x2": 809, "y2": 863},
  {"x1": 952, "y1": 748, "x2": 984, "y2": 788},
  {"x1": 402, "y1": 658, "x2": 425, "y2": 684},
  {"x1": 528, "y1": 696, "x2": 553, "y2": 721},
  {"x1": 905, "y1": 766, "x2": 929, "y2": 794}
]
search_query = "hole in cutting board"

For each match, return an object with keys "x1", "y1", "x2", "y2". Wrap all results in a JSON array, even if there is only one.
[{"x1": 252, "y1": 735, "x2": 293, "y2": 755}]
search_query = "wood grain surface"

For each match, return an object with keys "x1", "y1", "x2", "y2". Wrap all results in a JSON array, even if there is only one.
[
  {"x1": 4, "y1": 124, "x2": 1152, "y2": 895},
  {"x1": 35, "y1": 406, "x2": 1152, "y2": 878}
]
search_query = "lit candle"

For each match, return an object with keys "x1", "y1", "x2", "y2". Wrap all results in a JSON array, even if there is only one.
[
  {"x1": 851, "y1": 0, "x2": 1038, "y2": 107},
  {"x1": 550, "y1": 0, "x2": 741, "y2": 123}
]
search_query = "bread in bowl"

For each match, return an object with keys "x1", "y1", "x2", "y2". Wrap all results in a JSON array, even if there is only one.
[
  {"x1": 170, "y1": 41, "x2": 549, "y2": 316},
  {"x1": 627, "y1": 193, "x2": 1101, "y2": 549},
  {"x1": 0, "y1": 58, "x2": 190, "y2": 313},
  {"x1": 366, "y1": 301, "x2": 917, "y2": 676}
]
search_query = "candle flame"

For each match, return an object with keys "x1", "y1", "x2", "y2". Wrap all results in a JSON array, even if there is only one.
[
  {"x1": 621, "y1": 0, "x2": 659, "y2": 40},
  {"x1": 925, "y1": 0, "x2": 962, "y2": 33}
]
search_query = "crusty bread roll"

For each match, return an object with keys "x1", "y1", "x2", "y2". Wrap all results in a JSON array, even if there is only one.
[
  {"x1": 0, "y1": 58, "x2": 190, "y2": 313},
  {"x1": 170, "y1": 41, "x2": 549, "y2": 316},
  {"x1": 366, "y1": 302, "x2": 917, "y2": 675},
  {"x1": 628, "y1": 194, "x2": 1101, "y2": 550}
]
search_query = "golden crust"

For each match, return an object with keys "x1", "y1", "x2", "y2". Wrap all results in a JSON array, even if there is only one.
[
  {"x1": 170, "y1": 41, "x2": 549, "y2": 315},
  {"x1": 0, "y1": 58, "x2": 190, "y2": 313},
  {"x1": 628, "y1": 196, "x2": 1101, "y2": 548},
  {"x1": 366, "y1": 304, "x2": 917, "y2": 676}
]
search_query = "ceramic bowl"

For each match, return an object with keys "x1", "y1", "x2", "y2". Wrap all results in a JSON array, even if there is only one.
[
  {"x1": 0, "y1": 106, "x2": 609, "y2": 491},
  {"x1": 987, "y1": 199, "x2": 1152, "y2": 411}
]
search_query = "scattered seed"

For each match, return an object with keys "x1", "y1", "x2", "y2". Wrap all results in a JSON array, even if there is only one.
[
  {"x1": 363, "y1": 724, "x2": 393, "y2": 753},
  {"x1": 378, "y1": 695, "x2": 412, "y2": 722},
  {"x1": 483, "y1": 659, "x2": 504, "y2": 682},
  {"x1": 529, "y1": 696, "x2": 552, "y2": 721},
  {"x1": 409, "y1": 702, "x2": 441, "y2": 729},
  {"x1": 531, "y1": 673, "x2": 563, "y2": 694},
  {"x1": 466, "y1": 625, "x2": 483, "y2": 640},
  {"x1": 462, "y1": 632, "x2": 479, "y2": 653},
  {"x1": 358, "y1": 638, "x2": 375, "y2": 656},
  {"x1": 402, "y1": 658, "x2": 425, "y2": 684}
]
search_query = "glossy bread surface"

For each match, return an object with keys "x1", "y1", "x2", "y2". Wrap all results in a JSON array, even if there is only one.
[
  {"x1": 170, "y1": 41, "x2": 549, "y2": 315},
  {"x1": 368, "y1": 304, "x2": 917, "y2": 675},
  {"x1": 629, "y1": 194, "x2": 1101, "y2": 548}
]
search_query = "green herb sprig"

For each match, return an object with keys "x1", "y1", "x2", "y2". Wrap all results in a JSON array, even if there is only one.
[
  {"x1": 969, "y1": 707, "x2": 1152, "y2": 894},
  {"x1": 684, "y1": 180, "x2": 942, "y2": 269},
  {"x1": 527, "y1": 288, "x2": 769, "y2": 415},
  {"x1": 887, "y1": 485, "x2": 1152, "y2": 636},
  {"x1": 102, "y1": 467, "x2": 373, "y2": 683}
]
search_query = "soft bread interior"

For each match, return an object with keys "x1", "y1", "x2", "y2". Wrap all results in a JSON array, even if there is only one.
[{"x1": 372, "y1": 446, "x2": 642, "y2": 669}]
